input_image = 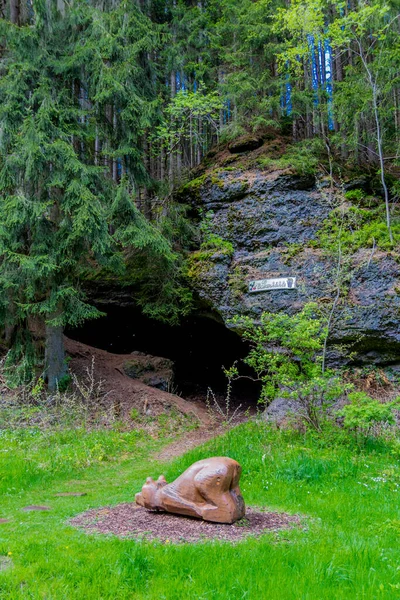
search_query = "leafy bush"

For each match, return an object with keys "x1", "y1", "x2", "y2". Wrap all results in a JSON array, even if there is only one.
[
  {"x1": 231, "y1": 303, "x2": 348, "y2": 430},
  {"x1": 337, "y1": 392, "x2": 400, "y2": 436}
]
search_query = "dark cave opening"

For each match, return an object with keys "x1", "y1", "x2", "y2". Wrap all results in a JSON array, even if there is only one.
[{"x1": 66, "y1": 306, "x2": 262, "y2": 406}]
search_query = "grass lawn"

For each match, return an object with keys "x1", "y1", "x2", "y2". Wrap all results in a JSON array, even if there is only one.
[{"x1": 1, "y1": 421, "x2": 400, "y2": 599}]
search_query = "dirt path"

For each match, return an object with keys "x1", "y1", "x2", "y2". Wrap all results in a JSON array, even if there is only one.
[
  {"x1": 65, "y1": 337, "x2": 252, "y2": 461},
  {"x1": 154, "y1": 423, "x2": 226, "y2": 461}
]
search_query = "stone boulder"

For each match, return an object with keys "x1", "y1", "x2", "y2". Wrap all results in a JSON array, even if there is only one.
[
  {"x1": 229, "y1": 136, "x2": 264, "y2": 154},
  {"x1": 123, "y1": 352, "x2": 174, "y2": 392}
]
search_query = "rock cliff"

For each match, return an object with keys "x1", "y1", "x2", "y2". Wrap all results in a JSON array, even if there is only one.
[{"x1": 180, "y1": 166, "x2": 400, "y2": 367}]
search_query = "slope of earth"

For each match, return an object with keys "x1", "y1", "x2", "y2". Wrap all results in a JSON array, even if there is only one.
[{"x1": 64, "y1": 337, "x2": 210, "y2": 425}]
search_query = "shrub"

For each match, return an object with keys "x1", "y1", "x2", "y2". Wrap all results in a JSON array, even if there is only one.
[
  {"x1": 231, "y1": 303, "x2": 349, "y2": 431},
  {"x1": 337, "y1": 391, "x2": 400, "y2": 436}
]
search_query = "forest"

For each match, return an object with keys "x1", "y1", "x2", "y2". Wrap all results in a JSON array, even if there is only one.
[
  {"x1": 0, "y1": 0, "x2": 399, "y2": 387},
  {"x1": 0, "y1": 1, "x2": 400, "y2": 598}
]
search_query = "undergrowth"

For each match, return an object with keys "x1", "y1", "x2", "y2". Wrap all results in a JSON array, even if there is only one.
[
  {"x1": 315, "y1": 202, "x2": 400, "y2": 252},
  {"x1": 256, "y1": 139, "x2": 323, "y2": 176}
]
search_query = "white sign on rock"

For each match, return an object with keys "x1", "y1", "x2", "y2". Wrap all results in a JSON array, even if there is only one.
[{"x1": 248, "y1": 277, "x2": 297, "y2": 293}]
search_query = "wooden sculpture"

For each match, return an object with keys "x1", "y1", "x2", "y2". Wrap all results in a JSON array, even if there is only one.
[{"x1": 135, "y1": 456, "x2": 245, "y2": 524}]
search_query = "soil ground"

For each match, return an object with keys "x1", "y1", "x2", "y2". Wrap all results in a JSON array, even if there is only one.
[
  {"x1": 65, "y1": 337, "x2": 211, "y2": 426},
  {"x1": 70, "y1": 504, "x2": 302, "y2": 544}
]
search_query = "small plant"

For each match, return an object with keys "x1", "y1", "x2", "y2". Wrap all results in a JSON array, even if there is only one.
[
  {"x1": 130, "y1": 408, "x2": 140, "y2": 421},
  {"x1": 31, "y1": 377, "x2": 45, "y2": 401},
  {"x1": 205, "y1": 363, "x2": 244, "y2": 428},
  {"x1": 71, "y1": 357, "x2": 109, "y2": 405},
  {"x1": 316, "y1": 203, "x2": 400, "y2": 252},
  {"x1": 282, "y1": 242, "x2": 303, "y2": 264},
  {"x1": 236, "y1": 516, "x2": 251, "y2": 527},
  {"x1": 0, "y1": 356, "x2": 115, "y2": 431},
  {"x1": 337, "y1": 392, "x2": 400, "y2": 437},
  {"x1": 344, "y1": 188, "x2": 363, "y2": 202},
  {"x1": 198, "y1": 211, "x2": 234, "y2": 257},
  {"x1": 228, "y1": 266, "x2": 248, "y2": 299},
  {"x1": 165, "y1": 379, "x2": 182, "y2": 396},
  {"x1": 187, "y1": 211, "x2": 234, "y2": 281},
  {"x1": 57, "y1": 374, "x2": 72, "y2": 393},
  {"x1": 156, "y1": 408, "x2": 200, "y2": 436}
]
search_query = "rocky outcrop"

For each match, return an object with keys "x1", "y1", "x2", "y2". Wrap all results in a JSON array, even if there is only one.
[
  {"x1": 229, "y1": 135, "x2": 264, "y2": 154},
  {"x1": 181, "y1": 168, "x2": 400, "y2": 366},
  {"x1": 123, "y1": 352, "x2": 174, "y2": 391}
]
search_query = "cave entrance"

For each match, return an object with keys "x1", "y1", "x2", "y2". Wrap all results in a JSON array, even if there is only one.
[{"x1": 66, "y1": 306, "x2": 261, "y2": 407}]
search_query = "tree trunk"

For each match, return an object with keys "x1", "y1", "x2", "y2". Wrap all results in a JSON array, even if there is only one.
[
  {"x1": 358, "y1": 40, "x2": 393, "y2": 243},
  {"x1": 169, "y1": 70, "x2": 176, "y2": 181},
  {"x1": 10, "y1": 0, "x2": 19, "y2": 24},
  {"x1": 4, "y1": 323, "x2": 15, "y2": 347},
  {"x1": 94, "y1": 127, "x2": 100, "y2": 166},
  {"x1": 57, "y1": 0, "x2": 65, "y2": 16},
  {"x1": 45, "y1": 315, "x2": 67, "y2": 391},
  {"x1": 112, "y1": 107, "x2": 118, "y2": 182}
]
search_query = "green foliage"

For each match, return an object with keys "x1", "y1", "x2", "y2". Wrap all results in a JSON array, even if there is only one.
[
  {"x1": 232, "y1": 303, "x2": 347, "y2": 429},
  {"x1": 337, "y1": 392, "x2": 400, "y2": 436},
  {"x1": 126, "y1": 250, "x2": 194, "y2": 325},
  {"x1": 199, "y1": 211, "x2": 234, "y2": 255},
  {"x1": 119, "y1": 201, "x2": 195, "y2": 325},
  {"x1": 281, "y1": 242, "x2": 304, "y2": 264},
  {"x1": 178, "y1": 173, "x2": 225, "y2": 202},
  {"x1": 200, "y1": 234, "x2": 234, "y2": 256},
  {"x1": 344, "y1": 189, "x2": 364, "y2": 203},
  {"x1": 2, "y1": 331, "x2": 41, "y2": 388},
  {"x1": 228, "y1": 266, "x2": 248, "y2": 299},
  {"x1": 31, "y1": 377, "x2": 45, "y2": 401},
  {"x1": 258, "y1": 140, "x2": 322, "y2": 176},
  {"x1": 316, "y1": 204, "x2": 400, "y2": 252},
  {"x1": 57, "y1": 374, "x2": 72, "y2": 393},
  {"x1": 187, "y1": 210, "x2": 234, "y2": 281},
  {"x1": 130, "y1": 408, "x2": 140, "y2": 421},
  {"x1": 273, "y1": 0, "x2": 400, "y2": 234},
  {"x1": 0, "y1": 5, "x2": 180, "y2": 382},
  {"x1": 177, "y1": 175, "x2": 208, "y2": 202},
  {"x1": 156, "y1": 89, "x2": 223, "y2": 151},
  {"x1": 1, "y1": 0, "x2": 399, "y2": 387}
]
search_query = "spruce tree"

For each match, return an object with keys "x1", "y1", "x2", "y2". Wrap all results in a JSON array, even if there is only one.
[{"x1": 0, "y1": 1, "x2": 168, "y2": 389}]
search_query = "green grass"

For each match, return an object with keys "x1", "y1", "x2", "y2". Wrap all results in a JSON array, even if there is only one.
[{"x1": 1, "y1": 421, "x2": 400, "y2": 598}]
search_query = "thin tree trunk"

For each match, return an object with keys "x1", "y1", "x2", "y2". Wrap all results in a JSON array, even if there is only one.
[
  {"x1": 160, "y1": 143, "x2": 165, "y2": 181},
  {"x1": 189, "y1": 114, "x2": 194, "y2": 168},
  {"x1": 45, "y1": 312, "x2": 67, "y2": 392},
  {"x1": 112, "y1": 108, "x2": 118, "y2": 182},
  {"x1": 57, "y1": 0, "x2": 65, "y2": 16},
  {"x1": 10, "y1": 0, "x2": 19, "y2": 24},
  {"x1": 322, "y1": 223, "x2": 343, "y2": 374},
  {"x1": 169, "y1": 70, "x2": 176, "y2": 181},
  {"x1": 142, "y1": 135, "x2": 151, "y2": 218},
  {"x1": 357, "y1": 41, "x2": 393, "y2": 243},
  {"x1": 94, "y1": 127, "x2": 100, "y2": 166}
]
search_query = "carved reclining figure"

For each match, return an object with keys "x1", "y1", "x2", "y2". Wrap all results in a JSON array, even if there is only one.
[{"x1": 135, "y1": 456, "x2": 245, "y2": 524}]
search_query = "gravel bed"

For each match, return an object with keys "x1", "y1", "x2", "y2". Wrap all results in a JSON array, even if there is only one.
[{"x1": 70, "y1": 503, "x2": 301, "y2": 543}]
